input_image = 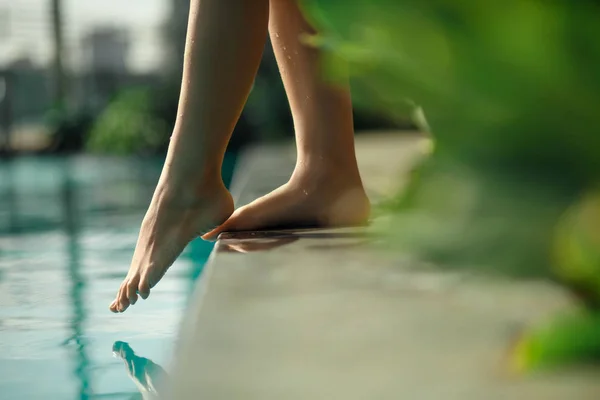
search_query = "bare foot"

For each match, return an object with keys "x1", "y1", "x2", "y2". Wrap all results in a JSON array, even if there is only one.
[
  {"x1": 110, "y1": 182, "x2": 233, "y2": 313},
  {"x1": 203, "y1": 163, "x2": 370, "y2": 240}
]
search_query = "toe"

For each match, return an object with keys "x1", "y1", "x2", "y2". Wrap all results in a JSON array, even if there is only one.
[
  {"x1": 126, "y1": 277, "x2": 140, "y2": 306},
  {"x1": 201, "y1": 224, "x2": 227, "y2": 241},
  {"x1": 117, "y1": 283, "x2": 130, "y2": 312},
  {"x1": 110, "y1": 283, "x2": 126, "y2": 312},
  {"x1": 118, "y1": 299, "x2": 130, "y2": 312},
  {"x1": 202, "y1": 209, "x2": 243, "y2": 241},
  {"x1": 138, "y1": 277, "x2": 151, "y2": 300}
]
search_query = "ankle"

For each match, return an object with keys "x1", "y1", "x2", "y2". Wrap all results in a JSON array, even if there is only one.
[
  {"x1": 293, "y1": 156, "x2": 363, "y2": 186},
  {"x1": 153, "y1": 172, "x2": 226, "y2": 208}
]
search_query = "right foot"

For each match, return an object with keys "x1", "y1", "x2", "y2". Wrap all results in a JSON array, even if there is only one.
[
  {"x1": 109, "y1": 182, "x2": 233, "y2": 313},
  {"x1": 203, "y1": 161, "x2": 371, "y2": 240}
]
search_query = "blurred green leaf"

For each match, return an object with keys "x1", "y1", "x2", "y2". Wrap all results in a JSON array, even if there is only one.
[
  {"x1": 302, "y1": 1, "x2": 600, "y2": 370},
  {"x1": 302, "y1": 0, "x2": 600, "y2": 182},
  {"x1": 86, "y1": 88, "x2": 170, "y2": 155},
  {"x1": 513, "y1": 311, "x2": 600, "y2": 372},
  {"x1": 554, "y1": 190, "x2": 600, "y2": 308}
]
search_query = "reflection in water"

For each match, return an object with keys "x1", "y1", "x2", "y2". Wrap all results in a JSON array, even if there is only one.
[
  {"x1": 217, "y1": 230, "x2": 372, "y2": 253},
  {"x1": 0, "y1": 158, "x2": 19, "y2": 233},
  {"x1": 219, "y1": 230, "x2": 372, "y2": 240},
  {"x1": 0, "y1": 154, "x2": 235, "y2": 398},
  {"x1": 218, "y1": 236, "x2": 299, "y2": 253},
  {"x1": 59, "y1": 159, "x2": 92, "y2": 399},
  {"x1": 113, "y1": 341, "x2": 168, "y2": 400}
]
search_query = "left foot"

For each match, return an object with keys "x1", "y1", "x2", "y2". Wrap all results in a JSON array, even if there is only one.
[
  {"x1": 109, "y1": 180, "x2": 233, "y2": 313},
  {"x1": 203, "y1": 161, "x2": 370, "y2": 240}
]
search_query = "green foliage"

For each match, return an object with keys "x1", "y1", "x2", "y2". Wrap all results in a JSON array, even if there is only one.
[
  {"x1": 512, "y1": 311, "x2": 600, "y2": 372},
  {"x1": 44, "y1": 102, "x2": 94, "y2": 153},
  {"x1": 301, "y1": 0, "x2": 600, "y2": 181},
  {"x1": 300, "y1": 0, "x2": 600, "y2": 277},
  {"x1": 300, "y1": 0, "x2": 600, "y2": 371},
  {"x1": 86, "y1": 88, "x2": 170, "y2": 155},
  {"x1": 554, "y1": 191, "x2": 600, "y2": 308}
]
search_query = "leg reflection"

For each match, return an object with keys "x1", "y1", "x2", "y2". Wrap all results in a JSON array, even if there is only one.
[{"x1": 113, "y1": 341, "x2": 168, "y2": 399}]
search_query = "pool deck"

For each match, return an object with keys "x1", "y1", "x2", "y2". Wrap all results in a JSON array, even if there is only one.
[{"x1": 171, "y1": 132, "x2": 600, "y2": 399}]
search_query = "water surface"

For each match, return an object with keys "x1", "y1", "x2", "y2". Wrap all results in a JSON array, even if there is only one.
[{"x1": 0, "y1": 154, "x2": 235, "y2": 399}]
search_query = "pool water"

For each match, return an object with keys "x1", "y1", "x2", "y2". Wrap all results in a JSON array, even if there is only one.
[{"x1": 0, "y1": 154, "x2": 236, "y2": 400}]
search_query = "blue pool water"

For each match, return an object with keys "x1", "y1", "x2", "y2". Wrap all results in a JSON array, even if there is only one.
[{"x1": 0, "y1": 155, "x2": 235, "y2": 399}]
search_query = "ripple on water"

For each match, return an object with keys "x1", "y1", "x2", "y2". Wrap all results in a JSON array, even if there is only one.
[{"x1": 0, "y1": 156, "x2": 216, "y2": 399}]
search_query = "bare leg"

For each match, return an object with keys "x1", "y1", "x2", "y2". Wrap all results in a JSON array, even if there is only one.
[
  {"x1": 110, "y1": 0, "x2": 269, "y2": 313},
  {"x1": 204, "y1": 0, "x2": 369, "y2": 239}
]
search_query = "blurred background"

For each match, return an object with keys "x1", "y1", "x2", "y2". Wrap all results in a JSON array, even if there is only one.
[
  {"x1": 0, "y1": 0, "x2": 402, "y2": 157},
  {"x1": 3, "y1": 0, "x2": 599, "y2": 397},
  {"x1": 0, "y1": 1, "x2": 323, "y2": 398},
  {"x1": 0, "y1": 1, "x2": 405, "y2": 398}
]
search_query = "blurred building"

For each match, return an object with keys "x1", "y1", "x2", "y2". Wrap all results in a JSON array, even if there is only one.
[
  {"x1": 0, "y1": 1, "x2": 53, "y2": 136},
  {"x1": 0, "y1": 0, "x2": 173, "y2": 152},
  {"x1": 0, "y1": 6, "x2": 9, "y2": 39},
  {"x1": 161, "y1": 0, "x2": 189, "y2": 81},
  {"x1": 82, "y1": 27, "x2": 130, "y2": 75},
  {"x1": 79, "y1": 27, "x2": 131, "y2": 108}
]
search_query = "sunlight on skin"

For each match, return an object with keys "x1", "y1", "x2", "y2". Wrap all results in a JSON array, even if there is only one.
[{"x1": 110, "y1": 0, "x2": 370, "y2": 313}]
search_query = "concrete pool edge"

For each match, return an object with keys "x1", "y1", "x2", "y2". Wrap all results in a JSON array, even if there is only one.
[{"x1": 169, "y1": 133, "x2": 600, "y2": 400}]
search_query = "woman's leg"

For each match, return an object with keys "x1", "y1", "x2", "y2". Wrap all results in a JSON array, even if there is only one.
[
  {"x1": 110, "y1": 0, "x2": 270, "y2": 313},
  {"x1": 204, "y1": 0, "x2": 369, "y2": 238}
]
